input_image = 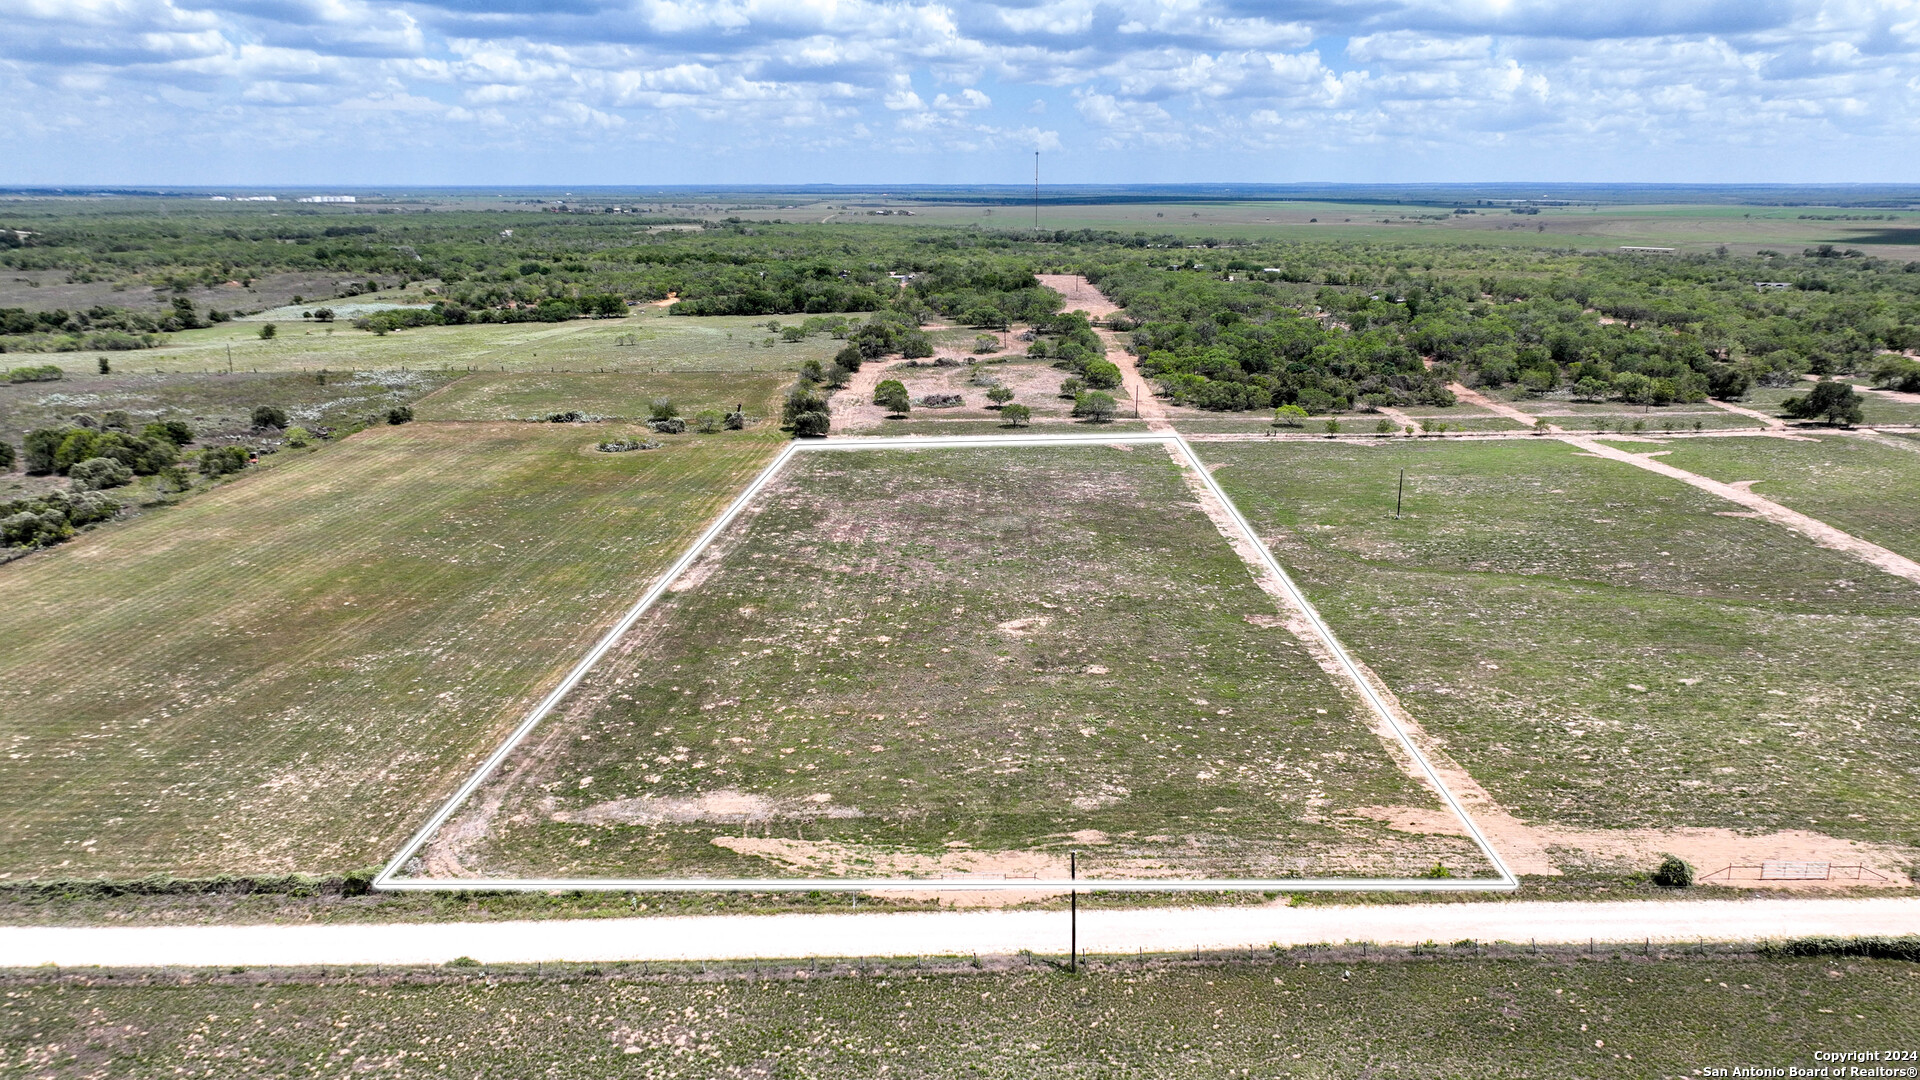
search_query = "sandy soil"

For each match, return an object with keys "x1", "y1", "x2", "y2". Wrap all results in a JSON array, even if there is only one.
[
  {"x1": 9, "y1": 898, "x2": 1920, "y2": 966},
  {"x1": 1034, "y1": 274, "x2": 1121, "y2": 319},
  {"x1": 1448, "y1": 382, "x2": 1558, "y2": 431},
  {"x1": 1705, "y1": 397, "x2": 1787, "y2": 428}
]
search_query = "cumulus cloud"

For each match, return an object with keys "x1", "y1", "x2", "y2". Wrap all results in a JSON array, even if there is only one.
[{"x1": 0, "y1": 0, "x2": 1916, "y2": 181}]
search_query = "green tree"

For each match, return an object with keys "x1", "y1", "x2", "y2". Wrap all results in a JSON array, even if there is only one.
[
  {"x1": 1780, "y1": 380, "x2": 1864, "y2": 425},
  {"x1": 999, "y1": 403, "x2": 1032, "y2": 427},
  {"x1": 875, "y1": 380, "x2": 910, "y2": 417},
  {"x1": 0, "y1": 439, "x2": 14, "y2": 472},
  {"x1": 69, "y1": 457, "x2": 134, "y2": 490},
  {"x1": 1272, "y1": 404, "x2": 1307, "y2": 427},
  {"x1": 784, "y1": 382, "x2": 828, "y2": 429},
  {"x1": 284, "y1": 426, "x2": 313, "y2": 447},
  {"x1": 1651, "y1": 854, "x2": 1694, "y2": 888},
  {"x1": 692, "y1": 409, "x2": 726, "y2": 434},
  {"x1": 1082, "y1": 358, "x2": 1123, "y2": 389},
  {"x1": 259, "y1": 323, "x2": 277, "y2": 340},
  {"x1": 198, "y1": 445, "x2": 251, "y2": 478},
  {"x1": 252, "y1": 405, "x2": 288, "y2": 429},
  {"x1": 649, "y1": 397, "x2": 679, "y2": 422},
  {"x1": 1072, "y1": 390, "x2": 1116, "y2": 422},
  {"x1": 832, "y1": 344, "x2": 864, "y2": 372},
  {"x1": 987, "y1": 386, "x2": 1015, "y2": 407}
]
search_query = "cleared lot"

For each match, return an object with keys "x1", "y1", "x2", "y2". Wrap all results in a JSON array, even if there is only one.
[{"x1": 414, "y1": 444, "x2": 1494, "y2": 884}]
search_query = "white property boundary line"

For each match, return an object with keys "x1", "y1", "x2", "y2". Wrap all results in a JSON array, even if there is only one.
[{"x1": 375, "y1": 432, "x2": 1517, "y2": 894}]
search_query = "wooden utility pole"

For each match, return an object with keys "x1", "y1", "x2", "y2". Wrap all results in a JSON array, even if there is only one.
[{"x1": 1395, "y1": 469, "x2": 1405, "y2": 518}]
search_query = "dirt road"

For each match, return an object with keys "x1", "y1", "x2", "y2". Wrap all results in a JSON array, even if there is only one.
[{"x1": 4, "y1": 898, "x2": 1915, "y2": 967}]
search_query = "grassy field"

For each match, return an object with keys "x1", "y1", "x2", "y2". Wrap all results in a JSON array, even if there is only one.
[
  {"x1": 0, "y1": 952, "x2": 1909, "y2": 1077},
  {"x1": 417, "y1": 444, "x2": 1490, "y2": 883},
  {"x1": 1654, "y1": 434, "x2": 1920, "y2": 562},
  {"x1": 0, "y1": 424, "x2": 782, "y2": 880},
  {"x1": 413, "y1": 371, "x2": 790, "y2": 423},
  {"x1": 0, "y1": 367, "x2": 459, "y2": 451},
  {"x1": 1197, "y1": 439, "x2": 1920, "y2": 862},
  {"x1": 2, "y1": 308, "x2": 840, "y2": 381}
]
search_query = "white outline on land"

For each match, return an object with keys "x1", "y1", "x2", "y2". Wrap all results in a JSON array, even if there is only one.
[{"x1": 375, "y1": 431, "x2": 1518, "y2": 895}]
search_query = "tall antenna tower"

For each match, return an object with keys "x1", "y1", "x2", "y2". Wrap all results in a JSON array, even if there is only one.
[{"x1": 1034, "y1": 150, "x2": 1040, "y2": 232}]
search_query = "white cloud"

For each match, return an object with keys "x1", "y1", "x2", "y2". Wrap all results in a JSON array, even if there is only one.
[{"x1": 0, "y1": 0, "x2": 1917, "y2": 181}]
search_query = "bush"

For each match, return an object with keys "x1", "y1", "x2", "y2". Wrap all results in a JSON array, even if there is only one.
[
  {"x1": 790, "y1": 410, "x2": 831, "y2": 437},
  {"x1": 874, "y1": 379, "x2": 909, "y2": 416},
  {"x1": 1761, "y1": 936, "x2": 1920, "y2": 961},
  {"x1": 900, "y1": 331, "x2": 934, "y2": 359},
  {"x1": 284, "y1": 426, "x2": 313, "y2": 447},
  {"x1": 724, "y1": 407, "x2": 746, "y2": 431},
  {"x1": 1059, "y1": 376, "x2": 1085, "y2": 399},
  {"x1": 999, "y1": 403, "x2": 1031, "y2": 427},
  {"x1": 1650, "y1": 854, "x2": 1694, "y2": 888},
  {"x1": 692, "y1": 409, "x2": 725, "y2": 434},
  {"x1": 69, "y1": 456, "x2": 133, "y2": 490},
  {"x1": 833, "y1": 344, "x2": 864, "y2": 372},
  {"x1": 987, "y1": 386, "x2": 1015, "y2": 406},
  {"x1": 36, "y1": 427, "x2": 177, "y2": 476},
  {"x1": 973, "y1": 334, "x2": 1000, "y2": 354},
  {"x1": 1872, "y1": 356, "x2": 1920, "y2": 393},
  {"x1": 648, "y1": 416, "x2": 687, "y2": 434},
  {"x1": 259, "y1": 323, "x2": 276, "y2": 340},
  {"x1": 921, "y1": 393, "x2": 964, "y2": 408},
  {"x1": 386, "y1": 405, "x2": 413, "y2": 425},
  {"x1": 102, "y1": 410, "x2": 132, "y2": 430},
  {"x1": 1, "y1": 489, "x2": 121, "y2": 549},
  {"x1": 199, "y1": 445, "x2": 251, "y2": 478},
  {"x1": 785, "y1": 382, "x2": 828, "y2": 429},
  {"x1": 1082, "y1": 358, "x2": 1122, "y2": 390},
  {"x1": 8, "y1": 364, "x2": 62, "y2": 383},
  {"x1": 649, "y1": 397, "x2": 678, "y2": 422},
  {"x1": 0, "y1": 439, "x2": 13, "y2": 472},
  {"x1": 252, "y1": 405, "x2": 288, "y2": 429},
  {"x1": 97, "y1": 356, "x2": 110, "y2": 375},
  {"x1": 1072, "y1": 390, "x2": 1116, "y2": 422}
]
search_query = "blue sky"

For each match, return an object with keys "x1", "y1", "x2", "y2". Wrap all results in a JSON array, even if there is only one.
[{"x1": 4, "y1": 0, "x2": 1919, "y2": 185}]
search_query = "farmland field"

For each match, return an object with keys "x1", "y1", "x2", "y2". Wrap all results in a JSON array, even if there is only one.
[
  {"x1": 0, "y1": 424, "x2": 781, "y2": 879},
  {"x1": 411, "y1": 443, "x2": 1494, "y2": 883},
  {"x1": 0, "y1": 952, "x2": 1907, "y2": 1077},
  {"x1": 1198, "y1": 438, "x2": 1920, "y2": 878}
]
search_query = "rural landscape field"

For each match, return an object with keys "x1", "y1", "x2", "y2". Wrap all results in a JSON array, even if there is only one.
[{"x1": 3, "y1": 182, "x2": 1918, "y2": 1071}]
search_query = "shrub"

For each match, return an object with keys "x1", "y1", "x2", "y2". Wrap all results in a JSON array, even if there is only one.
[
  {"x1": 1059, "y1": 376, "x2": 1085, "y2": 398},
  {"x1": 597, "y1": 437, "x2": 661, "y2": 453},
  {"x1": 785, "y1": 382, "x2": 828, "y2": 428},
  {"x1": 259, "y1": 323, "x2": 276, "y2": 340},
  {"x1": 649, "y1": 397, "x2": 678, "y2": 422},
  {"x1": 648, "y1": 416, "x2": 687, "y2": 434},
  {"x1": 69, "y1": 456, "x2": 133, "y2": 490},
  {"x1": 284, "y1": 426, "x2": 312, "y2": 447},
  {"x1": 1650, "y1": 854, "x2": 1694, "y2": 888},
  {"x1": 790, "y1": 409, "x2": 831, "y2": 437},
  {"x1": 1375, "y1": 418, "x2": 1396, "y2": 434},
  {"x1": 8, "y1": 364, "x2": 62, "y2": 383},
  {"x1": 724, "y1": 407, "x2": 746, "y2": 431},
  {"x1": 1872, "y1": 356, "x2": 1920, "y2": 393},
  {"x1": 199, "y1": 445, "x2": 251, "y2": 478},
  {"x1": 692, "y1": 409, "x2": 725, "y2": 434},
  {"x1": 252, "y1": 405, "x2": 288, "y2": 429},
  {"x1": 97, "y1": 356, "x2": 110, "y2": 374},
  {"x1": 1072, "y1": 390, "x2": 1116, "y2": 422},
  {"x1": 873, "y1": 379, "x2": 909, "y2": 416},
  {"x1": 1082, "y1": 358, "x2": 1122, "y2": 390},
  {"x1": 0, "y1": 439, "x2": 12, "y2": 472},
  {"x1": 921, "y1": 393, "x2": 964, "y2": 408},
  {"x1": 1, "y1": 489, "x2": 120, "y2": 549},
  {"x1": 987, "y1": 386, "x2": 1015, "y2": 406},
  {"x1": 1324, "y1": 418, "x2": 1342, "y2": 434},
  {"x1": 833, "y1": 344, "x2": 864, "y2": 372},
  {"x1": 822, "y1": 363, "x2": 852, "y2": 390},
  {"x1": 386, "y1": 406, "x2": 413, "y2": 425},
  {"x1": 999, "y1": 403, "x2": 1032, "y2": 427},
  {"x1": 899, "y1": 331, "x2": 934, "y2": 359},
  {"x1": 43, "y1": 428, "x2": 176, "y2": 475},
  {"x1": 102, "y1": 410, "x2": 132, "y2": 430},
  {"x1": 973, "y1": 334, "x2": 1000, "y2": 354},
  {"x1": 1273, "y1": 404, "x2": 1307, "y2": 427}
]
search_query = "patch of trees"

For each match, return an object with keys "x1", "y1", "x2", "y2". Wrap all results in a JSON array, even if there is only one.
[
  {"x1": 1780, "y1": 380, "x2": 1864, "y2": 425},
  {"x1": 23, "y1": 422, "x2": 187, "y2": 477},
  {"x1": 1, "y1": 489, "x2": 122, "y2": 551}
]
